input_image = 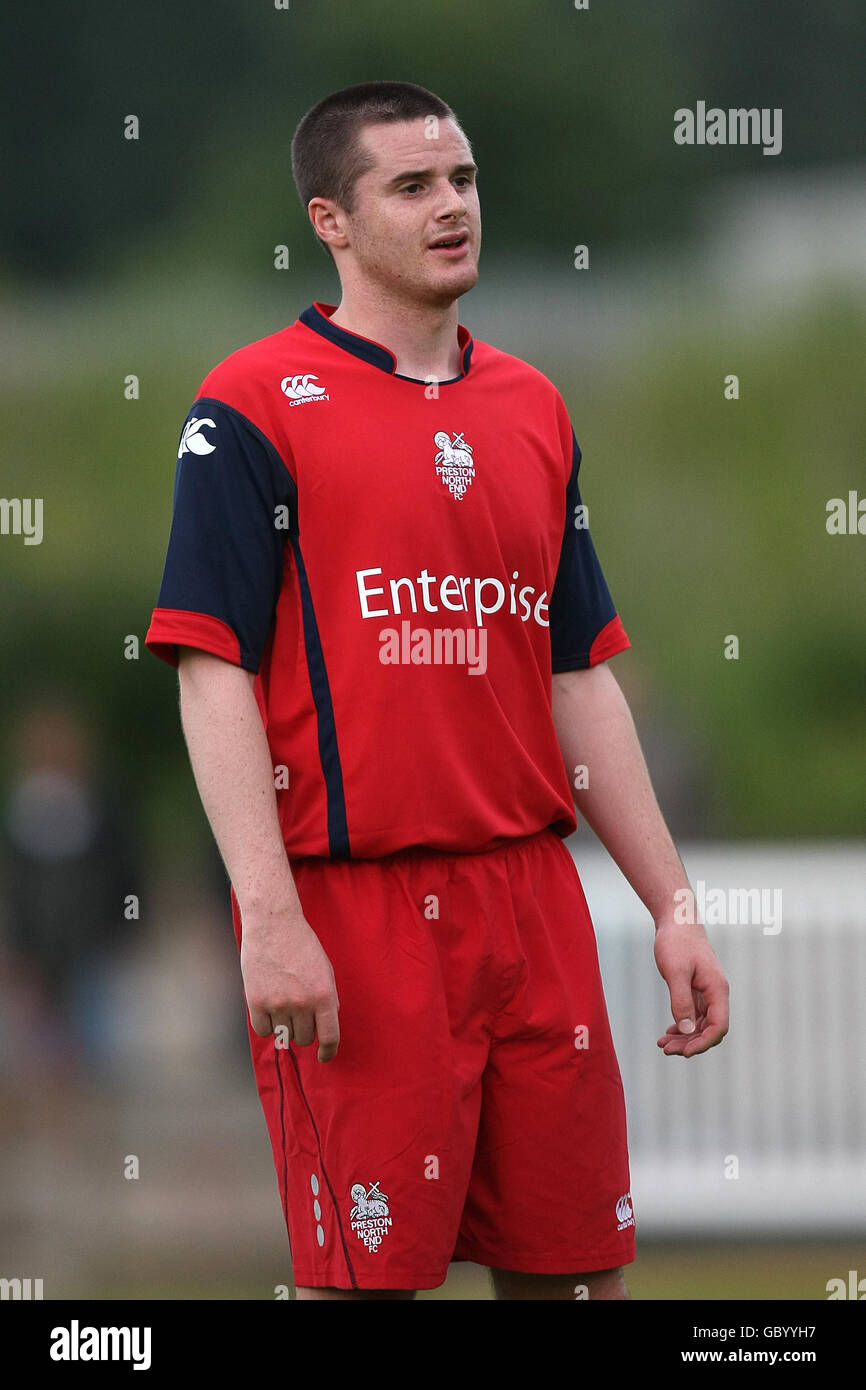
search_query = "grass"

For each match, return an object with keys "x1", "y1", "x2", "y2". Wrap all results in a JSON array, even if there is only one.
[{"x1": 56, "y1": 1241, "x2": 863, "y2": 1300}]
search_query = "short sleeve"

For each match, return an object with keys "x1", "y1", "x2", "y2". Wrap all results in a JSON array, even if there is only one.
[
  {"x1": 145, "y1": 397, "x2": 296, "y2": 672},
  {"x1": 548, "y1": 428, "x2": 631, "y2": 672}
]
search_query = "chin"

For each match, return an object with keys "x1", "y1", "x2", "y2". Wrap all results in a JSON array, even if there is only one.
[{"x1": 426, "y1": 263, "x2": 479, "y2": 303}]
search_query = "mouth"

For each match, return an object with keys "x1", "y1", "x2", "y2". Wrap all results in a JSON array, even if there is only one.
[{"x1": 427, "y1": 231, "x2": 470, "y2": 258}]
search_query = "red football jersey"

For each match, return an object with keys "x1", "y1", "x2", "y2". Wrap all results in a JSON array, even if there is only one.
[{"x1": 146, "y1": 302, "x2": 630, "y2": 857}]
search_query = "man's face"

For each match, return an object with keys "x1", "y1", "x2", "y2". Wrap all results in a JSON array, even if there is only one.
[{"x1": 336, "y1": 116, "x2": 481, "y2": 305}]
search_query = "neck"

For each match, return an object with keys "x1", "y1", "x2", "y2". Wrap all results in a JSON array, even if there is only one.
[{"x1": 328, "y1": 284, "x2": 462, "y2": 381}]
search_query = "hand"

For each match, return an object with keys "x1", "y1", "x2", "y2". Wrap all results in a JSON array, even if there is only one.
[
  {"x1": 653, "y1": 917, "x2": 729, "y2": 1058},
  {"x1": 239, "y1": 909, "x2": 340, "y2": 1062}
]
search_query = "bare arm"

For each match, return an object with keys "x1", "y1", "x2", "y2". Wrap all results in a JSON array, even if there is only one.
[
  {"x1": 177, "y1": 647, "x2": 339, "y2": 1060},
  {"x1": 551, "y1": 662, "x2": 729, "y2": 1057}
]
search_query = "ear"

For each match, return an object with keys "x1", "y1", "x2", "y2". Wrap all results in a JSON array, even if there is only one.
[{"x1": 308, "y1": 196, "x2": 349, "y2": 251}]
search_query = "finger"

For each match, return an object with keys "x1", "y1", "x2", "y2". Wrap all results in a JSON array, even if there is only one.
[
  {"x1": 673, "y1": 1028, "x2": 719, "y2": 1057},
  {"x1": 269, "y1": 1014, "x2": 294, "y2": 1049},
  {"x1": 679, "y1": 1002, "x2": 729, "y2": 1056},
  {"x1": 662, "y1": 1005, "x2": 728, "y2": 1057},
  {"x1": 678, "y1": 1032, "x2": 720, "y2": 1057},
  {"x1": 661, "y1": 1028, "x2": 702, "y2": 1055},
  {"x1": 292, "y1": 1010, "x2": 317, "y2": 1048},
  {"x1": 657, "y1": 1020, "x2": 688, "y2": 1047},
  {"x1": 660, "y1": 1007, "x2": 706, "y2": 1050},
  {"x1": 249, "y1": 1006, "x2": 274, "y2": 1038},
  {"x1": 315, "y1": 1002, "x2": 340, "y2": 1062}
]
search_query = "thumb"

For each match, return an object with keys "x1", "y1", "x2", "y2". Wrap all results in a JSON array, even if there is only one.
[{"x1": 667, "y1": 973, "x2": 696, "y2": 1035}]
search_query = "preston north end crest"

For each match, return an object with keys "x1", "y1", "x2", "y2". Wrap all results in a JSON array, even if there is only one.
[
  {"x1": 349, "y1": 1181, "x2": 392, "y2": 1253},
  {"x1": 434, "y1": 430, "x2": 475, "y2": 499}
]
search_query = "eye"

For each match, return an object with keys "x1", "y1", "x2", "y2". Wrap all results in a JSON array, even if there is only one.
[{"x1": 401, "y1": 183, "x2": 423, "y2": 195}]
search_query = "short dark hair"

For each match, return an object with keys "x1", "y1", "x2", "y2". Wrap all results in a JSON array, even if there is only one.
[{"x1": 291, "y1": 81, "x2": 463, "y2": 258}]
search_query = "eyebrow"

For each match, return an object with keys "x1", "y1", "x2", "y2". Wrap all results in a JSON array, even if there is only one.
[{"x1": 384, "y1": 162, "x2": 478, "y2": 189}]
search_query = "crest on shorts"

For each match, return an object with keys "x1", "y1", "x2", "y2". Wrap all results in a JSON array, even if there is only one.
[{"x1": 349, "y1": 1180, "x2": 392, "y2": 1253}]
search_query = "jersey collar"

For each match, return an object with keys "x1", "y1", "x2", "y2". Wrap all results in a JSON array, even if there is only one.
[{"x1": 299, "y1": 301, "x2": 473, "y2": 383}]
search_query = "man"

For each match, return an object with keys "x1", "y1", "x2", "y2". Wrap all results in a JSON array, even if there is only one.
[{"x1": 146, "y1": 81, "x2": 729, "y2": 1301}]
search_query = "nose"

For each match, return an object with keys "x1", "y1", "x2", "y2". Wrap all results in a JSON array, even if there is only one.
[{"x1": 434, "y1": 177, "x2": 469, "y2": 220}]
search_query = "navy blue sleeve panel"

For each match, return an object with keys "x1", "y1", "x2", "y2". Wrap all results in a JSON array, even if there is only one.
[
  {"x1": 548, "y1": 429, "x2": 631, "y2": 673},
  {"x1": 148, "y1": 398, "x2": 297, "y2": 674}
]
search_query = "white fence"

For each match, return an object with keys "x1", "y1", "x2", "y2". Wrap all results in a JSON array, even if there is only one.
[{"x1": 569, "y1": 839, "x2": 866, "y2": 1236}]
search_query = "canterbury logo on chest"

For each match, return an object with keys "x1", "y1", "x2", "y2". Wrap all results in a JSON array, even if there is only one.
[{"x1": 280, "y1": 372, "x2": 330, "y2": 405}]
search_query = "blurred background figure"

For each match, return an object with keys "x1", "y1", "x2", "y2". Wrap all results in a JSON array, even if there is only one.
[{"x1": 0, "y1": 695, "x2": 141, "y2": 1087}]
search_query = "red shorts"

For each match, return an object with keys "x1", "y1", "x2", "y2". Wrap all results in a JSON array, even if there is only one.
[{"x1": 230, "y1": 827, "x2": 635, "y2": 1290}]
